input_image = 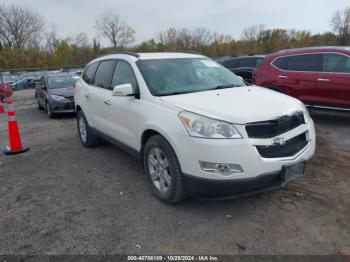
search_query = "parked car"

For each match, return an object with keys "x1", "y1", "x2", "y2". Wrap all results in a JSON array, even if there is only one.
[
  {"x1": 220, "y1": 55, "x2": 265, "y2": 83},
  {"x1": 75, "y1": 52, "x2": 316, "y2": 204},
  {"x1": 36, "y1": 74, "x2": 76, "y2": 118},
  {"x1": 10, "y1": 77, "x2": 36, "y2": 90},
  {"x1": 253, "y1": 46, "x2": 350, "y2": 111}
]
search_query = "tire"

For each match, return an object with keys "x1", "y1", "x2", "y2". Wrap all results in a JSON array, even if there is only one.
[
  {"x1": 38, "y1": 98, "x2": 43, "y2": 110},
  {"x1": 76, "y1": 110, "x2": 100, "y2": 148},
  {"x1": 143, "y1": 135, "x2": 187, "y2": 204},
  {"x1": 46, "y1": 102, "x2": 55, "y2": 118}
]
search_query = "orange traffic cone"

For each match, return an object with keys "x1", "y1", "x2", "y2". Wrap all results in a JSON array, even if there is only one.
[{"x1": 4, "y1": 99, "x2": 29, "y2": 155}]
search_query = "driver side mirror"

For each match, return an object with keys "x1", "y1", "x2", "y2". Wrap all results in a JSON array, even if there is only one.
[{"x1": 112, "y1": 83, "x2": 134, "y2": 97}]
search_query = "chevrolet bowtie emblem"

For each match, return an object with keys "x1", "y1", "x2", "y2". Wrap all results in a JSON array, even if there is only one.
[{"x1": 273, "y1": 137, "x2": 286, "y2": 146}]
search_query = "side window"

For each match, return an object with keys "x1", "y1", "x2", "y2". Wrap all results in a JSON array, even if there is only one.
[
  {"x1": 112, "y1": 60, "x2": 139, "y2": 92},
  {"x1": 272, "y1": 56, "x2": 289, "y2": 70},
  {"x1": 287, "y1": 54, "x2": 321, "y2": 72},
  {"x1": 82, "y1": 62, "x2": 99, "y2": 85},
  {"x1": 322, "y1": 53, "x2": 350, "y2": 73},
  {"x1": 223, "y1": 59, "x2": 238, "y2": 68},
  {"x1": 93, "y1": 60, "x2": 117, "y2": 89},
  {"x1": 39, "y1": 77, "x2": 45, "y2": 87},
  {"x1": 272, "y1": 55, "x2": 321, "y2": 72},
  {"x1": 239, "y1": 58, "x2": 256, "y2": 68}
]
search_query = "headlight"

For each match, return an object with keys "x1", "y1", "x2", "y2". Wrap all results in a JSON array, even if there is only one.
[
  {"x1": 300, "y1": 103, "x2": 311, "y2": 121},
  {"x1": 179, "y1": 111, "x2": 242, "y2": 139},
  {"x1": 50, "y1": 94, "x2": 66, "y2": 101}
]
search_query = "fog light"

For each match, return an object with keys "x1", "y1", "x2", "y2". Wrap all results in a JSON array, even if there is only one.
[{"x1": 199, "y1": 161, "x2": 243, "y2": 176}]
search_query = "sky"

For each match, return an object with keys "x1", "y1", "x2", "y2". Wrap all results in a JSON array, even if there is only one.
[{"x1": 1, "y1": 0, "x2": 349, "y2": 45}]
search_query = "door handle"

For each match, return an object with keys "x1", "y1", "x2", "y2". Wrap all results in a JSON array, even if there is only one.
[
  {"x1": 278, "y1": 75, "x2": 288, "y2": 79},
  {"x1": 104, "y1": 100, "x2": 111, "y2": 105},
  {"x1": 85, "y1": 93, "x2": 91, "y2": 98},
  {"x1": 318, "y1": 78, "x2": 330, "y2": 82}
]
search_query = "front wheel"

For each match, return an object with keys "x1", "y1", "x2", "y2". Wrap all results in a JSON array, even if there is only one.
[
  {"x1": 77, "y1": 110, "x2": 100, "y2": 148},
  {"x1": 38, "y1": 98, "x2": 43, "y2": 110},
  {"x1": 143, "y1": 135, "x2": 187, "y2": 204},
  {"x1": 46, "y1": 102, "x2": 55, "y2": 118}
]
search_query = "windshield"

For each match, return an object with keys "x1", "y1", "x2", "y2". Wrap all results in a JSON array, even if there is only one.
[
  {"x1": 137, "y1": 58, "x2": 246, "y2": 96},
  {"x1": 48, "y1": 76, "x2": 76, "y2": 89}
]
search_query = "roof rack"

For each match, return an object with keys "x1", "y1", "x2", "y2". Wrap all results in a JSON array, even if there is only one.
[
  {"x1": 176, "y1": 50, "x2": 200, "y2": 55},
  {"x1": 107, "y1": 51, "x2": 140, "y2": 58},
  {"x1": 277, "y1": 46, "x2": 350, "y2": 53}
]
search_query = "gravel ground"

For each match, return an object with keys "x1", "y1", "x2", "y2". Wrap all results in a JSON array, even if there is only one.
[{"x1": 0, "y1": 89, "x2": 349, "y2": 256}]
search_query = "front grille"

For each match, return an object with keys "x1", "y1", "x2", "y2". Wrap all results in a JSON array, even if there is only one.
[
  {"x1": 64, "y1": 102, "x2": 74, "y2": 110},
  {"x1": 256, "y1": 132, "x2": 308, "y2": 158},
  {"x1": 246, "y1": 112, "x2": 305, "y2": 138},
  {"x1": 66, "y1": 96, "x2": 74, "y2": 101}
]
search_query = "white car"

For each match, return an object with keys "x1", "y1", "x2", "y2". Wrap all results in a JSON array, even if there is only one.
[{"x1": 74, "y1": 52, "x2": 316, "y2": 204}]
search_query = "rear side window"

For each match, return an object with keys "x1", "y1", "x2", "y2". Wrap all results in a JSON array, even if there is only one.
[
  {"x1": 322, "y1": 53, "x2": 350, "y2": 73},
  {"x1": 222, "y1": 59, "x2": 239, "y2": 68},
  {"x1": 238, "y1": 58, "x2": 257, "y2": 68},
  {"x1": 93, "y1": 60, "x2": 117, "y2": 89},
  {"x1": 82, "y1": 62, "x2": 99, "y2": 85},
  {"x1": 112, "y1": 60, "x2": 139, "y2": 92},
  {"x1": 273, "y1": 54, "x2": 321, "y2": 72}
]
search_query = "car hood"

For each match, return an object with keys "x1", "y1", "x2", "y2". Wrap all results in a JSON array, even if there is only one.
[
  {"x1": 48, "y1": 87, "x2": 74, "y2": 97},
  {"x1": 160, "y1": 86, "x2": 304, "y2": 124}
]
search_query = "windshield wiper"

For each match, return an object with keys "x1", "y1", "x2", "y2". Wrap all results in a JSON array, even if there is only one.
[
  {"x1": 158, "y1": 90, "x2": 203, "y2": 96},
  {"x1": 212, "y1": 84, "x2": 243, "y2": 90}
]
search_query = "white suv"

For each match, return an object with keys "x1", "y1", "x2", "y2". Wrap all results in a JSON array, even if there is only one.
[{"x1": 74, "y1": 52, "x2": 316, "y2": 204}]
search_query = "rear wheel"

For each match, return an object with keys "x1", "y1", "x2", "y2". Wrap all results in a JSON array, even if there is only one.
[
  {"x1": 77, "y1": 110, "x2": 100, "y2": 148},
  {"x1": 143, "y1": 135, "x2": 187, "y2": 204}
]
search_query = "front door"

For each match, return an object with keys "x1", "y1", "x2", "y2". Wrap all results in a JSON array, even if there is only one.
[
  {"x1": 316, "y1": 53, "x2": 350, "y2": 109},
  {"x1": 105, "y1": 60, "x2": 142, "y2": 150}
]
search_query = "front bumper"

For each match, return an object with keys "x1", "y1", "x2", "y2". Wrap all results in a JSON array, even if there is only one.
[
  {"x1": 49, "y1": 99, "x2": 75, "y2": 113},
  {"x1": 184, "y1": 163, "x2": 304, "y2": 200},
  {"x1": 170, "y1": 119, "x2": 316, "y2": 183}
]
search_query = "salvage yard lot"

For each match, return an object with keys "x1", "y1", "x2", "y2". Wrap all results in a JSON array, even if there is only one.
[{"x1": 0, "y1": 89, "x2": 349, "y2": 255}]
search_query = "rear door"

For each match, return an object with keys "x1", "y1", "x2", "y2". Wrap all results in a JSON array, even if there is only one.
[
  {"x1": 273, "y1": 54, "x2": 321, "y2": 104},
  {"x1": 89, "y1": 60, "x2": 117, "y2": 129},
  {"x1": 316, "y1": 53, "x2": 350, "y2": 109},
  {"x1": 236, "y1": 58, "x2": 258, "y2": 83},
  {"x1": 80, "y1": 62, "x2": 100, "y2": 127}
]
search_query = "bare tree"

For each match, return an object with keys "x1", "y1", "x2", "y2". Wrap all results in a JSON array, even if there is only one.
[
  {"x1": 331, "y1": 7, "x2": 350, "y2": 45},
  {"x1": 192, "y1": 27, "x2": 213, "y2": 48},
  {"x1": 159, "y1": 27, "x2": 214, "y2": 51},
  {"x1": 242, "y1": 24, "x2": 266, "y2": 41},
  {"x1": 0, "y1": 4, "x2": 44, "y2": 49},
  {"x1": 159, "y1": 27, "x2": 178, "y2": 50},
  {"x1": 72, "y1": 32, "x2": 89, "y2": 48},
  {"x1": 95, "y1": 12, "x2": 135, "y2": 49},
  {"x1": 45, "y1": 24, "x2": 60, "y2": 52},
  {"x1": 242, "y1": 24, "x2": 266, "y2": 53}
]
